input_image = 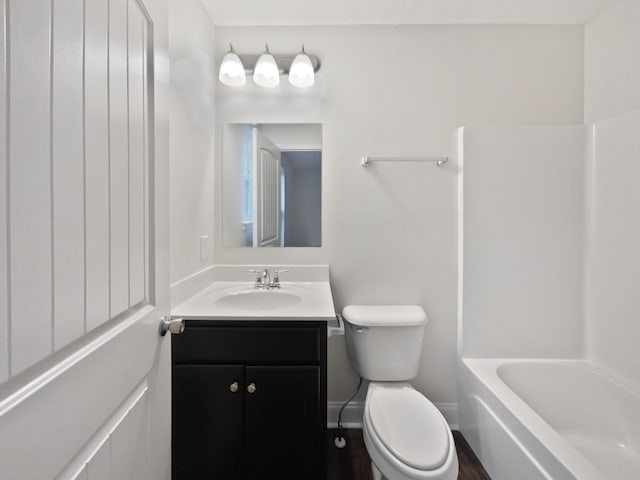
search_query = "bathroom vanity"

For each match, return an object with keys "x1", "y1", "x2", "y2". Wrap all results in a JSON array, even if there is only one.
[
  {"x1": 172, "y1": 320, "x2": 327, "y2": 480},
  {"x1": 169, "y1": 266, "x2": 336, "y2": 480}
]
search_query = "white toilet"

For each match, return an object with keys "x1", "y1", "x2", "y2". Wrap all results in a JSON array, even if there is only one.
[{"x1": 342, "y1": 305, "x2": 459, "y2": 480}]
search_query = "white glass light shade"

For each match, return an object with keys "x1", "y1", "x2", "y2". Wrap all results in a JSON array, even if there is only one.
[
  {"x1": 219, "y1": 51, "x2": 246, "y2": 87},
  {"x1": 253, "y1": 51, "x2": 280, "y2": 87},
  {"x1": 289, "y1": 51, "x2": 315, "y2": 87}
]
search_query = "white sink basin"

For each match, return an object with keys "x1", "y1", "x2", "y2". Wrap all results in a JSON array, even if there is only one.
[
  {"x1": 212, "y1": 289, "x2": 303, "y2": 311},
  {"x1": 171, "y1": 278, "x2": 336, "y2": 321}
]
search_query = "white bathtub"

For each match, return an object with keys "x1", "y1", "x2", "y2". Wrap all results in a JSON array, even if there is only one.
[{"x1": 458, "y1": 359, "x2": 640, "y2": 480}]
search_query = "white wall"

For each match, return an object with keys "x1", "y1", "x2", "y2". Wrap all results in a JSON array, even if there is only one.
[
  {"x1": 459, "y1": 126, "x2": 586, "y2": 359},
  {"x1": 262, "y1": 123, "x2": 322, "y2": 150},
  {"x1": 586, "y1": 112, "x2": 640, "y2": 383},
  {"x1": 213, "y1": 26, "x2": 584, "y2": 406},
  {"x1": 221, "y1": 124, "x2": 247, "y2": 247},
  {"x1": 169, "y1": 0, "x2": 216, "y2": 284},
  {"x1": 584, "y1": 0, "x2": 640, "y2": 124},
  {"x1": 584, "y1": 0, "x2": 640, "y2": 385}
]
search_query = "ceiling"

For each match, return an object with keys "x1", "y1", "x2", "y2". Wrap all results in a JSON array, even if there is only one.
[{"x1": 201, "y1": 0, "x2": 619, "y2": 26}]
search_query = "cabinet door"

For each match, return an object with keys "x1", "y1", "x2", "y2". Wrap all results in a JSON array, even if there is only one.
[
  {"x1": 245, "y1": 366, "x2": 324, "y2": 480},
  {"x1": 172, "y1": 365, "x2": 245, "y2": 480}
]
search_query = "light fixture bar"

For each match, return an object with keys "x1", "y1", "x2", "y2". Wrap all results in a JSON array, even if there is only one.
[{"x1": 235, "y1": 53, "x2": 321, "y2": 76}]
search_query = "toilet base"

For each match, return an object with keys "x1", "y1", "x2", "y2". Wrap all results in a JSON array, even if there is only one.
[{"x1": 372, "y1": 461, "x2": 383, "y2": 480}]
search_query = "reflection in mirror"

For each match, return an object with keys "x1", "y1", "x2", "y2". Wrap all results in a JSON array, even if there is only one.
[{"x1": 223, "y1": 123, "x2": 322, "y2": 248}]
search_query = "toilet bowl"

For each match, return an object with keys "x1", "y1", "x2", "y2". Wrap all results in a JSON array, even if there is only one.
[
  {"x1": 362, "y1": 383, "x2": 458, "y2": 480},
  {"x1": 342, "y1": 305, "x2": 459, "y2": 480}
]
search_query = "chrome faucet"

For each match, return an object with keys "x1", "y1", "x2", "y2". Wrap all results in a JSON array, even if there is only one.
[
  {"x1": 247, "y1": 268, "x2": 288, "y2": 289},
  {"x1": 260, "y1": 268, "x2": 271, "y2": 288}
]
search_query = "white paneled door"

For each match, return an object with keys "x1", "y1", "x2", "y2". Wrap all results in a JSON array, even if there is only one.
[
  {"x1": 0, "y1": 0, "x2": 170, "y2": 479},
  {"x1": 252, "y1": 126, "x2": 282, "y2": 247}
]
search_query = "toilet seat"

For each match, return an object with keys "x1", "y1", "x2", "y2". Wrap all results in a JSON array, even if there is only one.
[
  {"x1": 367, "y1": 387, "x2": 450, "y2": 470},
  {"x1": 363, "y1": 384, "x2": 458, "y2": 480}
]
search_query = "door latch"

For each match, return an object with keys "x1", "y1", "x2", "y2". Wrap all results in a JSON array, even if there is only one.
[{"x1": 159, "y1": 317, "x2": 185, "y2": 336}]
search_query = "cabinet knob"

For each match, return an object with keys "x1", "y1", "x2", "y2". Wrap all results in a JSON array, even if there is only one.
[
  {"x1": 229, "y1": 381, "x2": 239, "y2": 393},
  {"x1": 247, "y1": 382, "x2": 256, "y2": 394}
]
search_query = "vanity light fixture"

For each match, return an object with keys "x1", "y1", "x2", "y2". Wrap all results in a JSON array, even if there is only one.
[
  {"x1": 288, "y1": 45, "x2": 315, "y2": 87},
  {"x1": 218, "y1": 43, "x2": 246, "y2": 87},
  {"x1": 218, "y1": 44, "x2": 321, "y2": 88},
  {"x1": 253, "y1": 44, "x2": 280, "y2": 87}
]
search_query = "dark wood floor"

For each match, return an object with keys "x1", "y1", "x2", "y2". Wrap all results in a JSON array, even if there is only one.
[{"x1": 327, "y1": 429, "x2": 491, "y2": 480}]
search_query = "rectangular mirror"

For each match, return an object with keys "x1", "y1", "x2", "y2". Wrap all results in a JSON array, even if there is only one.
[{"x1": 222, "y1": 123, "x2": 322, "y2": 248}]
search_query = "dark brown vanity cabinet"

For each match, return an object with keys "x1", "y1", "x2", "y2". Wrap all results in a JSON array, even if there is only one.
[{"x1": 172, "y1": 320, "x2": 327, "y2": 480}]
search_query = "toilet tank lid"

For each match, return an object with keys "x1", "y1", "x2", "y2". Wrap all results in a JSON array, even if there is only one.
[{"x1": 342, "y1": 305, "x2": 427, "y2": 327}]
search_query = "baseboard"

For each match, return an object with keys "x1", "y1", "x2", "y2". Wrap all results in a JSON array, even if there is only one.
[
  {"x1": 327, "y1": 401, "x2": 364, "y2": 428},
  {"x1": 436, "y1": 402, "x2": 459, "y2": 430},
  {"x1": 328, "y1": 401, "x2": 458, "y2": 430}
]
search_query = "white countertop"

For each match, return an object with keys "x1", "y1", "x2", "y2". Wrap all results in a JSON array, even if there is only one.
[{"x1": 171, "y1": 280, "x2": 336, "y2": 321}]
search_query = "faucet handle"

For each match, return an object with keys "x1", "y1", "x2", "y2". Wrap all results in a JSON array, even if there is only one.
[
  {"x1": 272, "y1": 269, "x2": 288, "y2": 288},
  {"x1": 247, "y1": 268, "x2": 263, "y2": 286}
]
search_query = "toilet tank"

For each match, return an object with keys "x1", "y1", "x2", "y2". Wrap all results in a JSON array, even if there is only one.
[{"x1": 342, "y1": 305, "x2": 427, "y2": 381}]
